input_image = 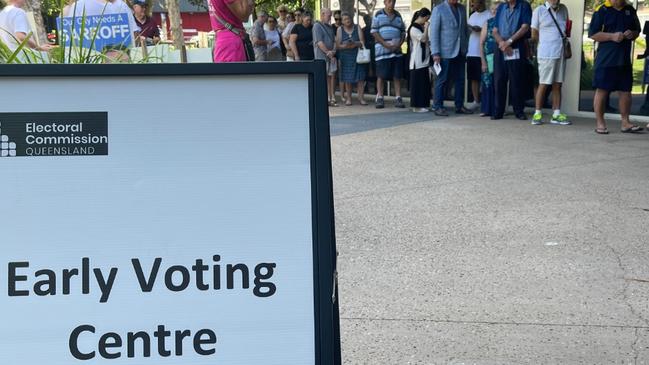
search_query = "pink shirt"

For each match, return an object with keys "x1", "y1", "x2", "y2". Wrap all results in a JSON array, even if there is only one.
[
  {"x1": 209, "y1": 0, "x2": 242, "y2": 31},
  {"x1": 209, "y1": 0, "x2": 247, "y2": 62}
]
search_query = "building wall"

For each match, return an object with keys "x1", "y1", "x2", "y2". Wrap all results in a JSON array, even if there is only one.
[
  {"x1": 562, "y1": 1, "x2": 583, "y2": 117},
  {"x1": 153, "y1": 12, "x2": 212, "y2": 40}
]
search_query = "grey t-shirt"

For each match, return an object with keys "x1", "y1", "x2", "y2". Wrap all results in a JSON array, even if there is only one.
[
  {"x1": 312, "y1": 21, "x2": 335, "y2": 60},
  {"x1": 251, "y1": 20, "x2": 267, "y2": 55}
]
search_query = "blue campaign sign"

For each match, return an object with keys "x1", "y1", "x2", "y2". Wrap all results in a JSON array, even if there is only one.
[{"x1": 57, "y1": 13, "x2": 133, "y2": 51}]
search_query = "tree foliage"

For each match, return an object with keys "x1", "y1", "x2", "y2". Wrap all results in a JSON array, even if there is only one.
[{"x1": 254, "y1": 0, "x2": 316, "y2": 16}]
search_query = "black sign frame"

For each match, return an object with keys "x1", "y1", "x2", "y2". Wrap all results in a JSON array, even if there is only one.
[{"x1": 0, "y1": 62, "x2": 341, "y2": 365}]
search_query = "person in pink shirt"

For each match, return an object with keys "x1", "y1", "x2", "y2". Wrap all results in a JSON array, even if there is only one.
[{"x1": 209, "y1": 0, "x2": 254, "y2": 62}]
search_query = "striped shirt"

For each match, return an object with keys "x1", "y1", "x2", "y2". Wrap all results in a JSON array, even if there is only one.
[{"x1": 370, "y1": 9, "x2": 405, "y2": 61}]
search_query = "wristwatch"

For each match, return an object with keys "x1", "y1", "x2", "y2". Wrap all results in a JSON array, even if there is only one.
[{"x1": 507, "y1": 38, "x2": 514, "y2": 45}]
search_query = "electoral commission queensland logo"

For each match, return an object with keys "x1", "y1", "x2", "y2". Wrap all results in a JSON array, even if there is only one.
[{"x1": 0, "y1": 112, "x2": 108, "y2": 157}]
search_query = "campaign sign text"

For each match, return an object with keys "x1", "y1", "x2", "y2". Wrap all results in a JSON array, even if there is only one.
[
  {"x1": 0, "y1": 72, "x2": 323, "y2": 365},
  {"x1": 0, "y1": 112, "x2": 108, "y2": 157},
  {"x1": 57, "y1": 14, "x2": 132, "y2": 51}
]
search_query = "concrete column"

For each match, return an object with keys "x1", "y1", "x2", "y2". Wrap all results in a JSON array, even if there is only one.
[{"x1": 561, "y1": 1, "x2": 584, "y2": 116}]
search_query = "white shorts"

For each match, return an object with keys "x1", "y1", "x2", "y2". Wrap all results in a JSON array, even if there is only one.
[{"x1": 538, "y1": 57, "x2": 566, "y2": 85}]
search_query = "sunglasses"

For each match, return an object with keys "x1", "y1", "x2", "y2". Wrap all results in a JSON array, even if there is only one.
[
  {"x1": 279, "y1": 10, "x2": 287, "y2": 13},
  {"x1": 334, "y1": 18, "x2": 341, "y2": 21}
]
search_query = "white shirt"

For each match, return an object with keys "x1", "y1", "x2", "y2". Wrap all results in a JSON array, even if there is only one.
[
  {"x1": 0, "y1": 5, "x2": 32, "y2": 51},
  {"x1": 282, "y1": 21, "x2": 296, "y2": 40},
  {"x1": 467, "y1": 10, "x2": 491, "y2": 58},
  {"x1": 531, "y1": 2, "x2": 568, "y2": 59},
  {"x1": 265, "y1": 28, "x2": 281, "y2": 50},
  {"x1": 71, "y1": 0, "x2": 140, "y2": 46},
  {"x1": 409, "y1": 26, "x2": 430, "y2": 70}
]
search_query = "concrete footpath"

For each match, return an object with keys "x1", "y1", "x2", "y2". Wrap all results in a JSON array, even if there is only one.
[{"x1": 329, "y1": 105, "x2": 649, "y2": 364}]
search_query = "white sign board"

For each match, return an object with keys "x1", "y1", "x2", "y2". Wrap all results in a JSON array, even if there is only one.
[{"x1": 0, "y1": 64, "x2": 339, "y2": 364}]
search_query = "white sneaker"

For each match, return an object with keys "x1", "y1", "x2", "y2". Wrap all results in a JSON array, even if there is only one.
[{"x1": 412, "y1": 108, "x2": 430, "y2": 113}]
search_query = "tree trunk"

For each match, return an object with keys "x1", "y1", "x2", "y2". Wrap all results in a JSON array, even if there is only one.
[
  {"x1": 23, "y1": 0, "x2": 48, "y2": 46},
  {"x1": 358, "y1": 0, "x2": 377, "y2": 17},
  {"x1": 340, "y1": 0, "x2": 355, "y2": 17},
  {"x1": 165, "y1": 0, "x2": 185, "y2": 54}
]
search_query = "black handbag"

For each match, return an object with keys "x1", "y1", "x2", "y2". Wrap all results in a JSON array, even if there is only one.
[
  {"x1": 242, "y1": 34, "x2": 255, "y2": 61},
  {"x1": 216, "y1": 15, "x2": 255, "y2": 61}
]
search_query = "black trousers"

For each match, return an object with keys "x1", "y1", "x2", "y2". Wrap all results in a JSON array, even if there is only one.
[
  {"x1": 493, "y1": 48, "x2": 526, "y2": 118},
  {"x1": 409, "y1": 67, "x2": 431, "y2": 108}
]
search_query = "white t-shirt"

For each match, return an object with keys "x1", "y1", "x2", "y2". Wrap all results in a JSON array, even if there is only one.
[
  {"x1": 531, "y1": 2, "x2": 568, "y2": 59},
  {"x1": 71, "y1": 0, "x2": 140, "y2": 46},
  {"x1": 409, "y1": 26, "x2": 430, "y2": 70},
  {"x1": 467, "y1": 10, "x2": 491, "y2": 58},
  {"x1": 265, "y1": 29, "x2": 281, "y2": 50},
  {"x1": 0, "y1": 5, "x2": 32, "y2": 51}
]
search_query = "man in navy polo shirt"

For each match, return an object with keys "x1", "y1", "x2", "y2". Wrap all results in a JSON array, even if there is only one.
[
  {"x1": 491, "y1": 0, "x2": 533, "y2": 121},
  {"x1": 589, "y1": 0, "x2": 643, "y2": 134}
]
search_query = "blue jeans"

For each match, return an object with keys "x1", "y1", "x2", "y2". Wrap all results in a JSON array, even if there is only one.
[{"x1": 433, "y1": 54, "x2": 466, "y2": 110}]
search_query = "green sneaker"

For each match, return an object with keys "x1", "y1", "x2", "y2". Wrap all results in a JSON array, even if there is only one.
[
  {"x1": 551, "y1": 113, "x2": 571, "y2": 125},
  {"x1": 531, "y1": 113, "x2": 543, "y2": 125}
]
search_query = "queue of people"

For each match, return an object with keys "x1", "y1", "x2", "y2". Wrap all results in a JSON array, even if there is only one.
[
  {"x1": 233, "y1": 5, "x2": 369, "y2": 107},
  {"x1": 413, "y1": 0, "x2": 601, "y2": 128},
  {"x1": 0, "y1": 0, "x2": 642, "y2": 134},
  {"x1": 207, "y1": 0, "x2": 649, "y2": 134},
  {"x1": 2, "y1": 0, "x2": 642, "y2": 135}
]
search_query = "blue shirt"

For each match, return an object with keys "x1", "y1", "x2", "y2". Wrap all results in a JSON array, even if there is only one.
[
  {"x1": 588, "y1": 2, "x2": 640, "y2": 69},
  {"x1": 494, "y1": 0, "x2": 532, "y2": 48},
  {"x1": 371, "y1": 9, "x2": 405, "y2": 61}
]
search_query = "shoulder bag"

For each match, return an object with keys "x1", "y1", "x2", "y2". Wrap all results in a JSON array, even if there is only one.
[
  {"x1": 546, "y1": 5, "x2": 572, "y2": 59},
  {"x1": 215, "y1": 14, "x2": 255, "y2": 61},
  {"x1": 355, "y1": 26, "x2": 371, "y2": 64},
  {"x1": 357, "y1": 47, "x2": 371, "y2": 64}
]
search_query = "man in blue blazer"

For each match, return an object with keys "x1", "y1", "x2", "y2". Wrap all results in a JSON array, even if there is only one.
[{"x1": 429, "y1": 0, "x2": 472, "y2": 116}]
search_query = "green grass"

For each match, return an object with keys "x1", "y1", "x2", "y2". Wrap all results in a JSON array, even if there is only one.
[
  {"x1": 632, "y1": 37, "x2": 647, "y2": 94},
  {"x1": 632, "y1": 57, "x2": 645, "y2": 94}
]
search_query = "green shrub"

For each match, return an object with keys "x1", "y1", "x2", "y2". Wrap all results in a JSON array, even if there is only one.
[{"x1": 580, "y1": 58, "x2": 594, "y2": 90}]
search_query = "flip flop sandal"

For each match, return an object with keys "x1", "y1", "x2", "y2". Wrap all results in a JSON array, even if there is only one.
[
  {"x1": 621, "y1": 125, "x2": 644, "y2": 133},
  {"x1": 329, "y1": 100, "x2": 338, "y2": 107},
  {"x1": 595, "y1": 128, "x2": 609, "y2": 135}
]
